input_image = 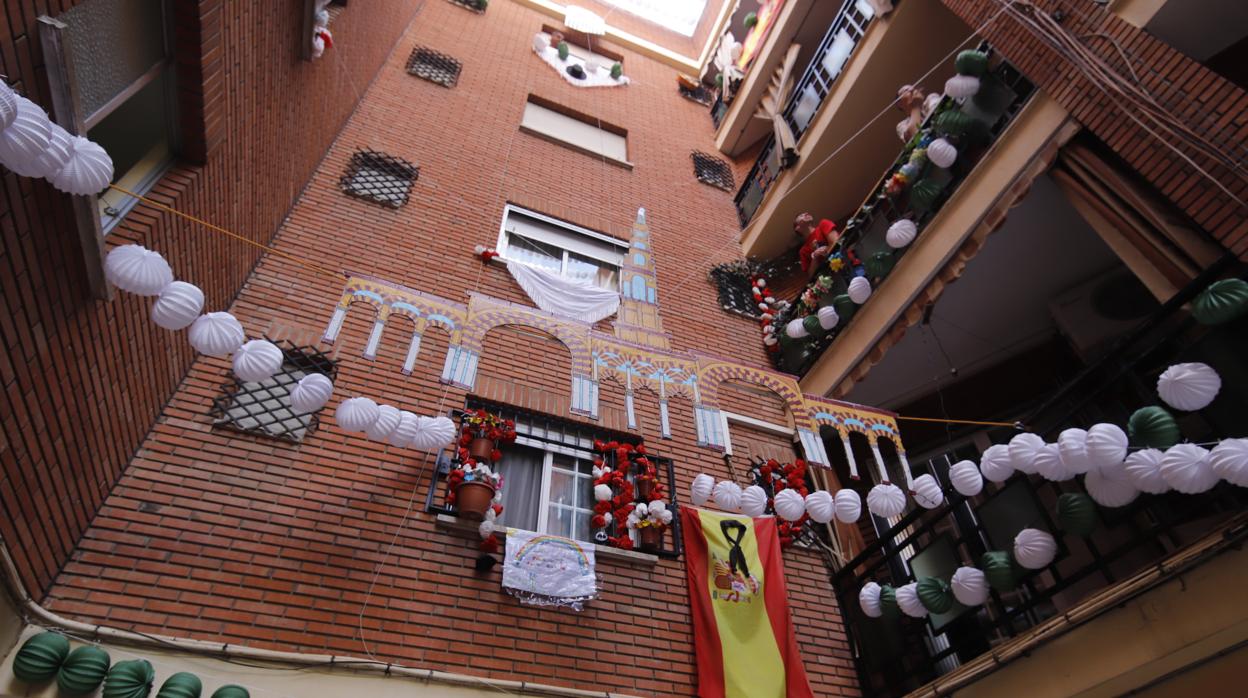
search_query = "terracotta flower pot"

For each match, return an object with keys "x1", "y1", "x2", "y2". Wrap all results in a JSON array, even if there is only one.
[
  {"x1": 637, "y1": 479, "x2": 655, "y2": 500},
  {"x1": 455, "y1": 481, "x2": 495, "y2": 521},
  {"x1": 468, "y1": 437, "x2": 497, "y2": 462},
  {"x1": 639, "y1": 525, "x2": 662, "y2": 552}
]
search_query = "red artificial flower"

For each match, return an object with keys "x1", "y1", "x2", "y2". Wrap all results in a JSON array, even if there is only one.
[
  {"x1": 490, "y1": 449, "x2": 502, "y2": 462},
  {"x1": 635, "y1": 443, "x2": 646, "y2": 455},
  {"x1": 593, "y1": 440, "x2": 606, "y2": 452},
  {"x1": 594, "y1": 501, "x2": 612, "y2": 515},
  {"x1": 480, "y1": 534, "x2": 500, "y2": 553},
  {"x1": 591, "y1": 514, "x2": 607, "y2": 529},
  {"x1": 491, "y1": 503, "x2": 503, "y2": 516}
]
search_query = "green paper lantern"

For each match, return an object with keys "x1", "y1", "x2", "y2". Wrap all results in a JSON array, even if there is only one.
[
  {"x1": 1128, "y1": 406, "x2": 1180, "y2": 449},
  {"x1": 1191, "y1": 278, "x2": 1248, "y2": 325},
  {"x1": 157, "y1": 672, "x2": 203, "y2": 698},
  {"x1": 13, "y1": 631, "x2": 70, "y2": 682},
  {"x1": 1056, "y1": 492, "x2": 1097, "y2": 536},
  {"x1": 865, "y1": 251, "x2": 895, "y2": 278},
  {"x1": 955, "y1": 50, "x2": 990, "y2": 76},
  {"x1": 878, "y1": 584, "x2": 900, "y2": 620},
  {"x1": 909, "y1": 178, "x2": 945, "y2": 213},
  {"x1": 934, "y1": 109, "x2": 975, "y2": 137},
  {"x1": 744, "y1": 11, "x2": 758, "y2": 29},
  {"x1": 832, "y1": 294, "x2": 856, "y2": 322},
  {"x1": 980, "y1": 550, "x2": 1015, "y2": 592},
  {"x1": 715, "y1": 73, "x2": 724, "y2": 88},
  {"x1": 611, "y1": 62, "x2": 623, "y2": 80},
  {"x1": 57, "y1": 645, "x2": 111, "y2": 696},
  {"x1": 916, "y1": 576, "x2": 954, "y2": 614},
  {"x1": 557, "y1": 42, "x2": 570, "y2": 61},
  {"x1": 802, "y1": 314, "x2": 822, "y2": 336},
  {"x1": 210, "y1": 687, "x2": 250, "y2": 698},
  {"x1": 103, "y1": 659, "x2": 155, "y2": 698}
]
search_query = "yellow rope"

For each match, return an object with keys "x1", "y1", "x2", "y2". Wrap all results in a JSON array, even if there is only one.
[
  {"x1": 895, "y1": 415, "x2": 1023, "y2": 429},
  {"x1": 107, "y1": 184, "x2": 344, "y2": 281}
]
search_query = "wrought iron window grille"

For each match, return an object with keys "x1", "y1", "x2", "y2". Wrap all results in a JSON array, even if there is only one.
[
  {"x1": 446, "y1": 0, "x2": 486, "y2": 12},
  {"x1": 406, "y1": 46, "x2": 462, "y2": 88},
  {"x1": 339, "y1": 149, "x2": 419, "y2": 209},
  {"x1": 209, "y1": 339, "x2": 337, "y2": 443},
  {"x1": 679, "y1": 82, "x2": 713, "y2": 107},
  {"x1": 709, "y1": 257, "x2": 802, "y2": 319},
  {"x1": 692, "y1": 151, "x2": 734, "y2": 191}
]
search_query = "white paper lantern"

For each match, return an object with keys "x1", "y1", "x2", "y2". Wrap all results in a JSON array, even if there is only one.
[
  {"x1": 691, "y1": 473, "x2": 714, "y2": 505},
  {"x1": 740, "y1": 485, "x2": 768, "y2": 517},
  {"x1": 886, "y1": 219, "x2": 917, "y2": 249},
  {"x1": 1013, "y1": 528, "x2": 1057, "y2": 569},
  {"x1": 926, "y1": 138, "x2": 957, "y2": 168},
  {"x1": 1123, "y1": 448, "x2": 1170, "y2": 494},
  {"x1": 389, "y1": 411, "x2": 420, "y2": 447},
  {"x1": 289, "y1": 373, "x2": 333, "y2": 414},
  {"x1": 773, "y1": 488, "x2": 806, "y2": 521},
  {"x1": 365, "y1": 404, "x2": 401, "y2": 441},
  {"x1": 232, "y1": 339, "x2": 283, "y2": 383},
  {"x1": 410, "y1": 415, "x2": 457, "y2": 451},
  {"x1": 0, "y1": 97, "x2": 51, "y2": 177},
  {"x1": 949, "y1": 460, "x2": 983, "y2": 497},
  {"x1": 944, "y1": 74, "x2": 980, "y2": 99},
  {"x1": 1157, "y1": 362, "x2": 1221, "y2": 412},
  {"x1": 335, "y1": 397, "x2": 380, "y2": 433},
  {"x1": 1034, "y1": 444, "x2": 1073, "y2": 481},
  {"x1": 1159, "y1": 443, "x2": 1217, "y2": 494},
  {"x1": 1009, "y1": 433, "x2": 1045, "y2": 475},
  {"x1": 911, "y1": 474, "x2": 944, "y2": 509},
  {"x1": 896, "y1": 582, "x2": 927, "y2": 618},
  {"x1": 1085, "y1": 423, "x2": 1128, "y2": 472},
  {"x1": 1211, "y1": 439, "x2": 1248, "y2": 487},
  {"x1": 950, "y1": 566, "x2": 989, "y2": 606},
  {"x1": 1084, "y1": 469, "x2": 1139, "y2": 508},
  {"x1": 105, "y1": 244, "x2": 174, "y2": 296},
  {"x1": 712, "y1": 480, "x2": 743, "y2": 512},
  {"x1": 834, "y1": 489, "x2": 862, "y2": 523},
  {"x1": 867, "y1": 483, "x2": 906, "y2": 519},
  {"x1": 785, "y1": 318, "x2": 808, "y2": 339},
  {"x1": 859, "y1": 581, "x2": 883, "y2": 618},
  {"x1": 805, "y1": 490, "x2": 834, "y2": 524},
  {"x1": 532, "y1": 33, "x2": 549, "y2": 53},
  {"x1": 32, "y1": 122, "x2": 72, "y2": 179},
  {"x1": 150, "y1": 281, "x2": 205, "y2": 330},
  {"x1": 188, "y1": 312, "x2": 245, "y2": 357},
  {"x1": 979, "y1": 444, "x2": 1014, "y2": 483},
  {"x1": 848, "y1": 276, "x2": 872, "y2": 304},
  {"x1": 1057, "y1": 428, "x2": 1094, "y2": 475},
  {"x1": 817, "y1": 305, "x2": 839, "y2": 330},
  {"x1": 0, "y1": 82, "x2": 17, "y2": 130},
  {"x1": 51, "y1": 136, "x2": 113, "y2": 196}
]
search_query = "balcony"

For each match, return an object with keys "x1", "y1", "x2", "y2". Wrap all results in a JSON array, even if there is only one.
[
  {"x1": 764, "y1": 52, "x2": 1035, "y2": 379},
  {"x1": 734, "y1": 0, "x2": 974, "y2": 259}
]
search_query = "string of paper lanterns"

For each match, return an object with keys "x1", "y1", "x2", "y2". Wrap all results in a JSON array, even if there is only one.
[
  {"x1": 689, "y1": 473, "x2": 863, "y2": 524},
  {"x1": 0, "y1": 82, "x2": 114, "y2": 195}
]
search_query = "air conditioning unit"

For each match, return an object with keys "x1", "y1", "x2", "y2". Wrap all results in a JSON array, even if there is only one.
[{"x1": 1049, "y1": 269, "x2": 1157, "y2": 361}]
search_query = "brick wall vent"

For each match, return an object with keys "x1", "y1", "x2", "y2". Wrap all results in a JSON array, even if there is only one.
[
  {"x1": 406, "y1": 46, "x2": 463, "y2": 88},
  {"x1": 692, "y1": 150, "x2": 734, "y2": 191},
  {"x1": 339, "y1": 149, "x2": 419, "y2": 208},
  {"x1": 210, "y1": 340, "x2": 338, "y2": 443},
  {"x1": 447, "y1": 0, "x2": 486, "y2": 13}
]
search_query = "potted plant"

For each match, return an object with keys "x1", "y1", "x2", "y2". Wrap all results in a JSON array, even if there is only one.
[
  {"x1": 628, "y1": 500, "x2": 672, "y2": 551},
  {"x1": 458, "y1": 409, "x2": 516, "y2": 462},
  {"x1": 447, "y1": 461, "x2": 502, "y2": 521}
]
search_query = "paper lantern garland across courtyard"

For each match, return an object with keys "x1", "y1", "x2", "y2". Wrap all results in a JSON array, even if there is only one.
[{"x1": 0, "y1": 82, "x2": 114, "y2": 194}]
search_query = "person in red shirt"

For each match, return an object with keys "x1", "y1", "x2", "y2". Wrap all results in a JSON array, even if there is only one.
[{"x1": 794, "y1": 212, "x2": 839, "y2": 275}]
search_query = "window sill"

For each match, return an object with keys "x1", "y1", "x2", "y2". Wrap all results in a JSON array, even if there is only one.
[
  {"x1": 518, "y1": 125, "x2": 634, "y2": 170},
  {"x1": 435, "y1": 514, "x2": 658, "y2": 565}
]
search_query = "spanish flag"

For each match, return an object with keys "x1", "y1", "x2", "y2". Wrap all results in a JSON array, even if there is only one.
[{"x1": 681, "y1": 507, "x2": 814, "y2": 698}]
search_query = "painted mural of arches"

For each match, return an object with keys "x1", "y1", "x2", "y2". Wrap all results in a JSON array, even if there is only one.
[{"x1": 460, "y1": 306, "x2": 591, "y2": 376}]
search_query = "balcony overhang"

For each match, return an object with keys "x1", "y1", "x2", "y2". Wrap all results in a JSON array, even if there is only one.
[
  {"x1": 798, "y1": 95, "x2": 1079, "y2": 398},
  {"x1": 738, "y1": 0, "x2": 970, "y2": 260}
]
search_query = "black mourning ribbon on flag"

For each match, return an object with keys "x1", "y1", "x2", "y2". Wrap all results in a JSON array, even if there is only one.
[{"x1": 720, "y1": 520, "x2": 750, "y2": 578}]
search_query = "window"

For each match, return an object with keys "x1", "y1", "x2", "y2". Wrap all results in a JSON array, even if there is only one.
[
  {"x1": 210, "y1": 341, "x2": 337, "y2": 443},
  {"x1": 692, "y1": 151, "x2": 734, "y2": 191},
  {"x1": 520, "y1": 96, "x2": 629, "y2": 166},
  {"x1": 406, "y1": 46, "x2": 462, "y2": 88},
  {"x1": 496, "y1": 205, "x2": 625, "y2": 290},
  {"x1": 496, "y1": 444, "x2": 599, "y2": 543},
  {"x1": 339, "y1": 149, "x2": 419, "y2": 208},
  {"x1": 51, "y1": 0, "x2": 178, "y2": 233}
]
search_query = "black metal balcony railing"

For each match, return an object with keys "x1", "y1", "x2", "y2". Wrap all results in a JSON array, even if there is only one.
[
  {"x1": 830, "y1": 266, "x2": 1248, "y2": 696},
  {"x1": 734, "y1": 0, "x2": 880, "y2": 227},
  {"x1": 769, "y1": 53, "x2": 1034, "y2": 376}
]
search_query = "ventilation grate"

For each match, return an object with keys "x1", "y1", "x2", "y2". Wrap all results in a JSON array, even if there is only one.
[
  {"x1": 447, "y1": 0, "x2": 487, "y2": 12},
  {"x1": 210, "y1": 340, "x2": 338, "y2": 443},
  {"x1": 692, "y1": 151, "x2": 734, "y2": 191},
  {"x1": 339, "y1": 149, "x2": 418, "y2": 209},
  {"x1": 406, "y1": 46, "x2": 462, "y2": 88}
]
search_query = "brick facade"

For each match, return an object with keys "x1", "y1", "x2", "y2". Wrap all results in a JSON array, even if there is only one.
[{"x1": 15, "y1": 1, "x2": 859, "y2": 696}]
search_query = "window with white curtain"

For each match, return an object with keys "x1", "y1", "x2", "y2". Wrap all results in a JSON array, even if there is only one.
[
  {"x1": 494, "y1": 443, "x2": 598, "y2": 543},
  {"x1": 495, "y1": 205, "x2": 626, "y2": 290}
]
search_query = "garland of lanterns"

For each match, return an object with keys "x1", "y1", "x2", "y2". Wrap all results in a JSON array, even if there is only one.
[
  {"x1": 688, "y1": 467, "x2": 863, "y2": 529},
  {"x1": 0, "y1": 82, "x2": 114, "y2": 196}
]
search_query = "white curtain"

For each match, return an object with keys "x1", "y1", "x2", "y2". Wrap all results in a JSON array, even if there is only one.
[
  {"x1": 507, "y1": 261, "x2": 620, "y2": 324},
  {"x1": 496, "y1": 445, "x2": 544, "y2": 532}
]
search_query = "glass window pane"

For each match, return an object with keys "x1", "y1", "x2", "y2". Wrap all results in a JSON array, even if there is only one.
[
  {"x1": 572, "y1": 511, "x2": 591, "y2": 543},
  {"x1": 546, "y1": 506, "x2": 574, "y2": 539},
  {"x1": 61, "y1": 0, "x2": 167, "y2": 118},
  {"x1": 549, "y1": 470, "x2": 575, "y2": 507},
  {"x1": 567, "y1": 252, "x2": 619, "y2": 290},
  {"x1": 507, "y1": 235, "x2": 562, "y2": 272}
]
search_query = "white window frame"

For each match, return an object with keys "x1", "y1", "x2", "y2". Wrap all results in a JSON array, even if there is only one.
[
  {"x1": 720, "y1": 410, "x2": 795, "y2": 457},
  {"x1": 494, "y1": 204, "x2": 627, "y2": 289},
  {"x1": 513, "y1": 435, "x2": 599, "y2": 543}
]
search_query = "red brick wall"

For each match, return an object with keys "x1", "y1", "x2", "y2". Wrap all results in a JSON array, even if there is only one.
[
  {"x1": 939, "y1": 0, "x2": 1248, "y2": 257},
  {"x1": 37, "y1": 1, "x2": 858, "y2": 695},
  {"x1": 0, "y1": 1, "x2": 424, "y2": 597}
]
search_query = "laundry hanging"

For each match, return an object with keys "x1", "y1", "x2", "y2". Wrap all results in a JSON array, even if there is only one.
[{"x1": 507, "y1": 261, "x2": 620, "y2": 323}]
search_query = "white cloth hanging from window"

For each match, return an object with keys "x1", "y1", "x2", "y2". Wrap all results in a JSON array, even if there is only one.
[
  {"x1": 507, "y1": 261, "x2": 620, "y2": 324},
  {"x1": 503, "y1": 528, "x2": 597, "y2": 610}
]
